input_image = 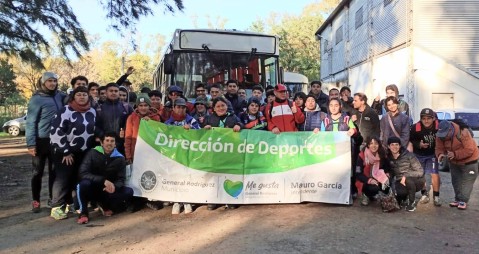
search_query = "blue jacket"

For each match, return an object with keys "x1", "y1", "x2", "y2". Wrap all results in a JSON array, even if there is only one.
[
  {"x1": 299, "y1": 107, "x2": 326, "y2": 131},
  {"x1": 164, "y1": 114, "x2": 201, "y2": 129},
  {"x1": 26, "y1": 91, "x2": 65, "y2": 147}
]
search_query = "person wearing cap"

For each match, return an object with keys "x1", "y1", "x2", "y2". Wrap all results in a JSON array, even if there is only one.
[
  {"x1": 435, "y1": 120, "x2": 479, "y2": 210},
  {"x1": 379, "y1": 96, "x2": 410, "y2": 150},
  {"x1": 308, "y1": 81, "x2": 329, "y2": 113},
  {"x1": 410, "y1": 108, "x2": 441, "y2": 206},
  {"x1": 164, "y1": 98, "x2": 200, "y2": 215},
  {"x1": 239, "y1": 97, "x2": 267, "y2": 130},
  {"x1": 26, "y1": 72, "x2": 66, "y2": 212},
  {"x1": 124, "y1": 93, "x2": 160, "y2": 164},
  {"x1": 49, "y1": 86, "x2": 96, "y2": 220},
  {"x1": 265, "y1": 84, "x2": 305, "y2": 134},
  {"x1": 192, "y1": 97, "x2": 210, "y2": 126},
  {"x1": 387, "y1": 136, "x2": 426, "y2": 212},
  {"x1": 95, "y1": 83, "x2": 134, "y2": 155}
]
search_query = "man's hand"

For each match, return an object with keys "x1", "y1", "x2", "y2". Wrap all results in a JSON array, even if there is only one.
[
  {"x1": 351, "y1": 115, "x2": 357, "y2": 122},
  {"x1": 313, "y1": 128, "x2": 320, "y2": 133},
  {"x1": 62, "y1": 154, "x2": 74, "y2": 166},
  {"x1": 400, "y1": 176, "x2": 406, "y2": 186},
  {"x1": 184, "y1": 124, "x2": 191, "y2": 130},
  {"x1": 272, "y1": 127, "x2": 280, "y2": 134},
  {"x1": 119, "y1": 128, "x2": 125, "y2": 138},
  {"x1": 447, "y1": 151, "x2": 455, "y2": 160},
  {"x1": 291, "y1": 101, "x2": 297, "y2": 114},
  {"x1": 419, "y1": 140, "x2": 429, "y2": 149},
  {"x1": 126, "y1": 67, "x2": 135, "y2": 75},
  {"x1": 27, "y1": 147, "x2": 36, "y2": 157},
  {"x1": 104, "y1": 180, "x2": 115, "y2": 194},
  {"x1": 233, "y1": 125, "x2": 241, "y2": 132}
]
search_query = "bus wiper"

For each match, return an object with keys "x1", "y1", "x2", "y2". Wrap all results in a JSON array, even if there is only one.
[
  {"x1": 202, "y1": 44, "x2": 210, "y2": 53},
  {"x1": 247, "y1": 48, "x2": 257, "y2": 62}
]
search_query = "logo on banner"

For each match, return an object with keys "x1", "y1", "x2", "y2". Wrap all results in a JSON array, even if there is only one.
[
  {"x1": 223, "y1": 180, "x2": 243, "y2": 198},
  {"x1": 140, "y1": 171, "x2": 157, "y2": 192}
]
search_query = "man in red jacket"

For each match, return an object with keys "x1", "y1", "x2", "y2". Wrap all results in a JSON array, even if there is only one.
[{"x1": 265, "y1": 84, "x2": 304, "y2": 134}]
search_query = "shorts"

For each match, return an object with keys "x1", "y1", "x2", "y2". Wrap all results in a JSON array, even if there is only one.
[{"x1": 415, "y1": 154, "x2": 438, "y2": 174}]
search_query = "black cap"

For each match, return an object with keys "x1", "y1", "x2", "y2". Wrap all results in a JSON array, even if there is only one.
[{"x1": 420, "y1": 108, "x2": 434, "y2": 118}]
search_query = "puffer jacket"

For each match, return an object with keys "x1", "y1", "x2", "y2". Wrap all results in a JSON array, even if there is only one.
[
  {"x1": 299, "y1": 105, "x2": 326, "y2": 131},
  {"x1": 388, "y1": 149, "x2": 424, "y2": 179},
  {"x1": 435, "y1": 122, "x2": 479, "y2": 165},
  {"x1": 78, "y1": 146, "x2": 126, "y2": 188},
  {"x1": 125, "y1": 108, "x2": 161, "y2": 161},
  {"x1": 26, "y1": 90, "x2": 65, "y2": 147}
]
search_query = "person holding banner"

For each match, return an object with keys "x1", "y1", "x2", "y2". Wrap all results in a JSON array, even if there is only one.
[
  {"x1": 165, "y1": 98, "x2": 201, "y2": 214},
  {"x1": 299, "y1": 95, "x2": 326, "y2": 132},
  {"x1": 355, "y1": 136, "x2": 390, "y2": 206},
  {"x1": 239, "y1": 97, "x2": 267, "y2": 130},
  {"x1": 204, "y1": 97, "x2": 243, "y2": 210},
  {"x1": 265, "y1": 84, "x2": 305, "y2": 134},
  {"x1": 321, "y1": 98, "x2": 356, "y2": 135}
]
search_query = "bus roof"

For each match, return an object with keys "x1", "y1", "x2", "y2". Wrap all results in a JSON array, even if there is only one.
[{"x1": 284, "y1": 72, "x2": 308, "y2": 84}]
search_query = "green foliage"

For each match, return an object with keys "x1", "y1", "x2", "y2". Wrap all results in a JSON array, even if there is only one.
[
  {"x1": 0, "y1": 0, "x2": 183, "y2": 68},
  {"x1": 0, "y1": 59, "x2": 18, "y2": 104}
]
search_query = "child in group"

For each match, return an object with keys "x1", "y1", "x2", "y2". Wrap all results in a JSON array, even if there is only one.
[{"x1": 239, "y1": 97, "x2": 267, "y2": 130}]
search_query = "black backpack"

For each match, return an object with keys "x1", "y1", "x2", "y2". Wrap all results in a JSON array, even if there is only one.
[{"x1": 451, "y1": 118, "x2": 474, "y2": 141}]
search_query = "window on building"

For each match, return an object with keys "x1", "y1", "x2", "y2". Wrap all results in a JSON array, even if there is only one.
[
  {"x1": 335, "y1": 26, "x2": 343, "y2": 45},
  {"x1": 384, "y1": 0, "x2": 393, "y2": 6},
  {"x1": 323, "y1": 39, "x2": 329, "y2": 53},
  {"x1": 355, "y1": 7, "x2": 363, "y2": 29}
]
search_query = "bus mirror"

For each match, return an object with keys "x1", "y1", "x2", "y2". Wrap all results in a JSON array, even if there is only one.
[{"x1": 163, "y1": 54, "x2": 174, "y2": 74}]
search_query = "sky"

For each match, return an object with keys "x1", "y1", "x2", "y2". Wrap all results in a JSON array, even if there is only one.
[{"x1": 69, "y1": 0, "x2": 317, "y2": 46}]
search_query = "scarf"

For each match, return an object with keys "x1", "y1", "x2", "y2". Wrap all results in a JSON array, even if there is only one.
[
  {"x1": 364, "y1": 147, "x2": 389, "y2": 185},
  {"x1": 172, "y1": 111, "x2": 186, "y2": 122},
  {"x1": 69, "y1": 100, "x2": 91, "y2": 113}
]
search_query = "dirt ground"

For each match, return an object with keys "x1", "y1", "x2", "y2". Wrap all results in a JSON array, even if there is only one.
[{"x1": 1, "y1": 140, "x2": 479, "y2": 254}]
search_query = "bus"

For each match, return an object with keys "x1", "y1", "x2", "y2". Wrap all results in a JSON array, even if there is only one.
[
  {"x1": 153, "y1": 29, "x2": 281, "y2": 99},
  {"x1": 283, "y1": 72, "x2": 308, "y2": 96}
]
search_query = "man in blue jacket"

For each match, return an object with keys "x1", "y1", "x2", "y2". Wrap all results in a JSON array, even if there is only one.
[
  {"x1": 26, "y1": 72, "x2": 66, "y2": 213},
  {"x1": 76, "y1": 132, "x2": 133, "y2": 224}
]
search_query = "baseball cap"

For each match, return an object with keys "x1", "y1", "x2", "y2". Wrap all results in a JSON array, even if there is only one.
[
  {"x1": 436, "y1": 120, "x2": 452, "y2": 138},
  {"x1": 420, "y1": 108, "x2": 435, "y2": 118},
  {"x1": 274, "y1": 84, "x2": 287, "y2": 92},
  {"x1": 174, "y1": 98, "x2": 187, "y2": 107}
]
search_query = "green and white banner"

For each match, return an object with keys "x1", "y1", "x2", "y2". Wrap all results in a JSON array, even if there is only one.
[{"x1": 127, "y1": 120, "x2": 352, "y2": 204}]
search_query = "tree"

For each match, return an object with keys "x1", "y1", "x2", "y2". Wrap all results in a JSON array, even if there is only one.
[
  {"x1": 0, "y1": 0, "x2": 184, "y2": 68},
  {"x1": 0, "y1": 59, "x2": 17, "y2": 104}
]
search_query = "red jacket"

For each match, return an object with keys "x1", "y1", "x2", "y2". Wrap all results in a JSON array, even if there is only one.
[
  {"x1": 125, "y1": 108, "x2": 160, "y2": 161},
  {"x1": 265, "y1": 100, "x2": 304, "y2": 132}
]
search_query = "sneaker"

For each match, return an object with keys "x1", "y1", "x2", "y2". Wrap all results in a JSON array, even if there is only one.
[
  {"x1": 77, "y1": 215, "x2": 89, "y2": 224},
  {"x1": 406, "y1": 201, "x2": 417, "y2": 212},
  {"x1": 449, "y1": 201, "x2": 460, "y2": 207},
  {"x1": 65, "y1": 204, "x2": 76, "y2": 214},
  {"x1": 419, "y1": 195, "x2": 430, "y2": 204},
  {"x1": 360, "y1": 193, "x2": 369, "y2": 206},
  {"x1": 457, "y1": 202, "x2": 467, "y2": 210},
  {"x1": 172, "y1": 203, "x2": 181, "y2": 214},
  {"x1": 207, "y1": 204, "x2": 217, "y2": 210},
  {"x1": 433, "y1": 196, "x2": 442, "y2": 207},
  {"x1": 99, "y1": 206, "x2": 113, "y2": 217},
  {"x1": 50, "y1": 206, "x2": 68, "y2": 220},
  {"x1": 184, "y1": 204, "x2": 193, "y2": 214},
  {"x1": 32, "y1": 200, "x2": 41, "y2": 213},
  {"x1": 146, "y1": 201, "x2": 163, "y2": 210},
  {"x1": 225, "y1": 204, "x2": 238, "y2": 210}
]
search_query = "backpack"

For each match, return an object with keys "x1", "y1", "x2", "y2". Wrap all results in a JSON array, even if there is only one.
[
  {"x1": 414, "y1": 120, "x2": 439, "y2": 132},
  {"x1": 323, "y1": 114, "x2": 350, "y2": 131},
  {"x1": 451, "y1": 118, "x2": 474, "y2": 141}
]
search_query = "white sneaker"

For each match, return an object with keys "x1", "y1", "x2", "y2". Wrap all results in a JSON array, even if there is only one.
[
  {"x1": 433, "y1": 196, "x2": 442, "y2": 206},
  {"x1": 419, "y1": 195, "x2": 430, "y2": 204},
  {"x1": 184, "y1": 204, "x2": 193, "y2": 214},
  {"x1": 172, "y1": 203, "x2": 181, "y2": 215}
]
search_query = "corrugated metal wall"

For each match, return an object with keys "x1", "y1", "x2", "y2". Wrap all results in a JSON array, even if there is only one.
[
  {"x1": 348, "y1": 0, "x2": 369, "y2": 66},
  {"x1": 320, "y1": 25, "x2": 332, "y2": 80},
  {"x1": 331, "y1": 9, "x2": 347, "y2": 74},
  {"x1": 370, "y1": 0, "x2": 407, "y2": 55},
  {"x1": 415, "y1": 0, "x2": 479, "y2": 75}
]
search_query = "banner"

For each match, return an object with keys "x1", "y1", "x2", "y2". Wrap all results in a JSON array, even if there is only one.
[{"x1": 127, "y1": 120, "x2": 352, "y2": 205}]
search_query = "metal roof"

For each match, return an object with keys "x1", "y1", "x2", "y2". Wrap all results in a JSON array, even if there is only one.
[{"x1": 315, "y1": 0, "x2": 350, "y2": 35}]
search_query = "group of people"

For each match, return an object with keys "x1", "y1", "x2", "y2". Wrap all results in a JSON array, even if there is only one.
[{"x1": 26, "y1": 69, "x2": 478, "y2": 225}]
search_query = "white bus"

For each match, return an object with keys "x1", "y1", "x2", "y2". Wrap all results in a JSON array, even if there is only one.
[
  {"x1": 153, "y1": 29, "x2": 281, "y2": 99},
  {"x1": 283, "y1": 72, "x2": 308, "y2": 96}
]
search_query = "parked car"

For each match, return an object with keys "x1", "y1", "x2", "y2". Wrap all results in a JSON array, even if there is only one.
[
  {"x1": 436, "y1": 108, "x2": 479, "y2": 171},
  {"x1": 2, "y1": 115, "x2": 27, "y2": 136}
]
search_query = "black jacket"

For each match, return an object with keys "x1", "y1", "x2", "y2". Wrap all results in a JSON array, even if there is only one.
[
  {"x1": 204, "y1": 112, "x2": 244, "y2": 129},
  {"x1": 410, "y1": 121, "x2": 437, "y2": 156},
  {"x1": 388, "y1": 149, "x2": 425, "y2": 179},
  {"x1": 78, "y1": 146, "x2": 126, "y2": 188},
  {"x1": 95, "y1": 99, "x2": 133, "y2": 137},
  {"x1": 225, "y1": 93, "x2": 247, "y2": 116},
  {"x1": 353, "y1": 105, "x2": 380, "y2": 143}
]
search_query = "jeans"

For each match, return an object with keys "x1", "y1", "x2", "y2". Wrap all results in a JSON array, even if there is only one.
[
  {"x1": 395, "y1": 177, "x2": 426, "y2": 203},
  {"x1": 31, "y1": 138, "x2": 54, "y2": 202},
  {"x1": 77, "y1": 179, "x2": 133, "y2": 216},
  {"x1": 450, "y1": 162, "x2": 478, "y2": 203}
]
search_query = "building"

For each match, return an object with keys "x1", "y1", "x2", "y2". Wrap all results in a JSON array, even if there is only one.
[{"x1": 315, "y1": 0, "x2": 479, "y2": 120}]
